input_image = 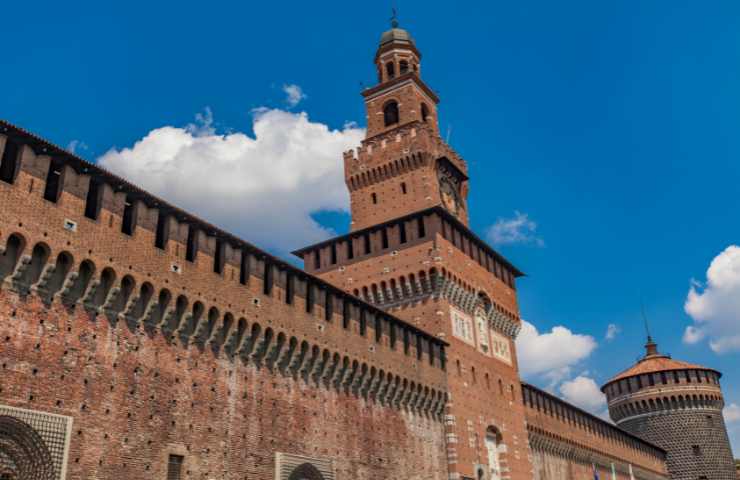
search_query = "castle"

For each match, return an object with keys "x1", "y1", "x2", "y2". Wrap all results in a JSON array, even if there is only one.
[{"x1": 0, "y1": 20, "x2": 735, "y2": 480}]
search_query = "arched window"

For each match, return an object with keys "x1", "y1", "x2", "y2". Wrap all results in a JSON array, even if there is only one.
[
  {"x1": 485, "y1": 426, "x2": 503, "y2": 480},
  {"x1": 421, "y1": 103, "x2": 430, "y2": 122},
  {"x1": 399, "y1": 60, "x2": 409, "y2": 74},
  {"x1": 385, "y1": 62, "x2": 395, "y2": 80},
  {"x1": 288, "y1": 463, "x2": 325, "y2": 480},
  {"x1": 383, "y1": 101, "x2": 399, "y2": 126}
]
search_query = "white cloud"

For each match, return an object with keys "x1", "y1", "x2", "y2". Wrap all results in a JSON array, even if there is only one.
[
  {"x1": 559, "y1": 375, "x2": 607, "y2": 412},
  {"x1": 516, "y1": 320, "x2": 597, "y2": 380},
  {"x1": 683, "y1": 245, "x2": 740, "y2": 353},
  {"x1": 486, "y1": 211, "x2": 544, "y2": 247},
  {"x1": 98, "y1": 108, "x2": 364, "y2": 254},
  {"x1": 66, "y1": 139, "x2": 88, "y2": 154},
  {"x1": 605, "y1": 323, "x2": 620, "y2": 341},
  {"x1": 283, "y1": 84, "x2": 307, "y2": 107},
  {"x1": 724, "y1": 403, "x2": 740, "y2": 423}
]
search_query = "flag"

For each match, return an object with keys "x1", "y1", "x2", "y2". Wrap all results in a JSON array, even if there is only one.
[
  {"x1": 611, "y1": 463, "x2": 617, "y2": 480},
  {"x1": 629, "y1": 463, "x2": 635, "y2": 480},
  {"x1": 593, "y1": 463, "x2": 600, "y2": 480}
]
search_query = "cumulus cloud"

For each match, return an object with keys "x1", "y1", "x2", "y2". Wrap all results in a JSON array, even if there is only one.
[
  {"x1": 516, "y1": 320, "x2": 597, "y2": 382},
  {"x1": 559, "y1": 375, "x2": 607, "y2": 412},
  {"x1": 98, "y1": 108, "x2": 364, "y2": 254},
  {"x1": 683, "y1": 245, "x2": 740, "y2": 353},
  {"x1": 486, "y1": 211, "x2": 544, "y2": 247},
  {"x1": 66, "y1": 139, "x2": 88, "y2": 154},
  {"x1": 725, "y1": 403, "x2": 740, "y2": 423},
  {"x1": 605, "y1": 323, "x2": 620, "y2": 341},
  {"x1": 283, "y1": 84, "x2": 307, "y2": 107}
]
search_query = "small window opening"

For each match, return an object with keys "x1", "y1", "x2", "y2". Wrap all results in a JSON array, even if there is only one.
[
  {"x1": 0, "y1": 139, "x2": 20, "y2": 184},
  {"x1": 692, "y1": 445, "x2": 701, "y2": 456},
  {"x1": 167, "y1": 454, "x2": 184, "y2": 480},
  {"x1": 214, "y1": 239, "x2": 225, "y2": 274},
  {"x1": 359, "y1": 310, "x2": 367, "y2": 336},
  {"x1": 363, "y1": 233, "x2": 371, "y2": 254},
  {"x1": 371, "y1": 192, "x2": 378, "y2": 204},
  {"x1": 385, "y1": 62, "x2": 395, "y2": 79},
  {"x1": 84, "y1": 178, "x2": 104, "y2": 220},
  {"x1": 417, "y1": 217, "x2": 426, "y2": 237},
  {"x1": 346, "y1": 238, "x2": 354, "y2": 260},
  {"x1": 306, "y1": 282, "x2": 314, "y2": 313},
  {"x1": 155, "y1": 212, "x2": 169, "y2": 250},
  {"x1": 324, "y1": 292, "x2": 333, "y2": 321},
  {"x1": 401, "y1": 182, "x2": 407, "y2": 194},
  {"x1": 121, "y1": 195, "x2": 137, "y2": 236},
  {"x1": 421, "y1": 103, "x2": 430, "y2": 123},
  {"x1": 239, "y1": 251, "x2": 249, "y2": 285},
  {"x1": 285, "y1": 273, "x2": 294, "y2": 304},
  {"x1": 330, "y1": 243, "x2": 337, "y2": 264},
  {"x1": 263, "y1": 262, "x2": 273, "y2": 295},
  {"x1": 381, "y1": 228, "x2": 389, "y2": 249},
  {"x1": 399, "y1": 222, "x2": 407, "y2": 244},
  {"x1": 383, "y1": 101, "x2": 399, "y2": 126},
  {"x1": 43, "y1": 158, "x2": 65, "y2": 203},
  {"x1": 342, "y1": 299, "x2": 351, "y2": 329},
  {"x1": 313, "y1": 249, "x2": 321, "y2": 269},
  {"x1": 186, "y1": 225, "x2": 198, "y2": 262},
  {"x1": 399, "y1": 60, "x2": 409, "y2": 74}
]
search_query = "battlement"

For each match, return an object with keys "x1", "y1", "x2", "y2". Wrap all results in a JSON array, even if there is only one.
[
  {"x1": 343, "y1": 122, "x2": 466, "y2": 182},
  {"x1": 522, "y1": 383, "x2": 668, "y2": 478},
  {"x1": 0, "y1": 120, "x2": 449, "y2": 414}
]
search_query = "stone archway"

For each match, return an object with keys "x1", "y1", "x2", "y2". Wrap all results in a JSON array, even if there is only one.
[
  {"x1": 288, "y1": 463, "x2": 325, "y2": 480},
  {"x1": 0, "y1": 416, "x2": 55, "y2": 480}
]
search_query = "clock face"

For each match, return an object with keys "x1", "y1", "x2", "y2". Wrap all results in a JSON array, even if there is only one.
[{"x1": 437, "y1": 161, "x2": 465, "y2": 216}]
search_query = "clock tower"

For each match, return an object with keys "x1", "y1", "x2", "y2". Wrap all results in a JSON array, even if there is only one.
[
  {"x1": 296, "y1": 18, "x2": 533, "y2": 480},
  {"x1": 346, "y1": 17, "x2": 470, "y2": 231}
]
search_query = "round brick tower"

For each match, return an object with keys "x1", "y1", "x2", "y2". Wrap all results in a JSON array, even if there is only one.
[{"x1": 601, "y1": 337, "x2": 736, "y2": 479}]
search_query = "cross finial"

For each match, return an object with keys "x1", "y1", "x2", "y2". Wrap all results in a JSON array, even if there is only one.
[{"x1": 390, "y1": 7, "x2": 399, "y2": 28}]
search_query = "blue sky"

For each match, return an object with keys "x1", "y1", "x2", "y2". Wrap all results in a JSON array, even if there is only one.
[{"x1": 3, "y1": 0, "x2": 740, "y2": 454}]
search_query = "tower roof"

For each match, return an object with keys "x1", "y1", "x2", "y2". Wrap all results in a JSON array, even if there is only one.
[
  {"x1": 379, "y1": 27, "x2": 415, "y2": 47},
  {"x1": 603, "y1": 337, "x2": 718, "y2": 386}
]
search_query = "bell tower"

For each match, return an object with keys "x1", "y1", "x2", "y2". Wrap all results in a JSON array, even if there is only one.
[
  {"x1": 296, "y1": 16, "x2": 534, "y2": 480},
  {"x1": 345, "y1": 17, "x2": 470, "y2": 231}
]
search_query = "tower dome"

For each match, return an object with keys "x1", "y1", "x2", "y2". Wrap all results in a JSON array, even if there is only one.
[{"x1": 602, "y1": 337, "x2": 736, "y2": 479}]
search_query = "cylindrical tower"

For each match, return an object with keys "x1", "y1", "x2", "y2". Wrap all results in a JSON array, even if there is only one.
[{"x1": 601, "y1": 337, "x2": 736, "y2": 479}]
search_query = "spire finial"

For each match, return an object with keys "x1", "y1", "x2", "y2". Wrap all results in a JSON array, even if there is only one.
[
  {"x1": 641, "y1": 297, "x2": 659, "y2": 357},
  {"x1": 390, "y1": 7, "x2": 399, "y2": 28}
]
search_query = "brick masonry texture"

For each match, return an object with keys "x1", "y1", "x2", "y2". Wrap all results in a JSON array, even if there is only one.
[{"x1": 1, "y1": 21, "x2": 723, "y2": 480}]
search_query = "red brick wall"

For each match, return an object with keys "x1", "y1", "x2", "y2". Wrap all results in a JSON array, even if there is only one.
[{"x1": 0, "y1": 129, "x2": 449, "y2": 479}]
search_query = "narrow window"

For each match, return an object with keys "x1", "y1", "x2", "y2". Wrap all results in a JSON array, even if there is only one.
[
  {"x1": 121, "y1": 195, "x2": 137, "y2": 236},
  {"x1": 471, "y1": 366, "x2": 477, "y2": 384},
  {"x1": 285, "y1": 273, "x2": 294, "y2": 304},
  {"x1": 324, "y1": 292, "x2": 333, "y2": 321},
  {"x1": 383, "y1": 101, "x2": 399, "y2": 126},
  {"x1": 375, "y1": 315, "x2": 382, "y2": 343},
  {"x1": 421, "y1": 103, "x2": 430, "y2": 123},
  {"x1": 385, "y1": 62, "x2": 395, "y2": 79},
  {"x1": 456, "y1": 360, "x2": 461, "y2": 376},
  {"x1": 403, "y1": 328, "x2": 410, "y2": 354},
  {"x1": 330, "y1": 243, "x2": 337, "y2": 264},
  {"x1": 346, "y1": 238, "x2": 354, "y2": 260},
  {"x1": 363, "y1": 233, "x2": 371, "y2": 254},
  {"x1": 417, "y1": 335, "x2": 423, "y2": 360},
  {"x1": 239, "y1": 250, "x2": 249, "y2": 285},
  {"x1": 186, "y1": 226, "x2": 198, "y2": 262},
  {"x1": 43, "y1": 158, "x2": 65, "y2": 203},
  {"x1": 263, "y1": 261, "x2": 273, "y2": 295},
  {"x1": 401, "y1": 182, "x2": 407, "y2": 194},
  {"x1": 342, "y1": 299, "x2": 351, "y2": 329},
  {"x1": 692, "y1": 445, "x2": 701, "y2": 456},
  {"x1": 167, "y1": 454, "x2": 184, "y2": 480},
  {"x1": 306, "y1": 282, "x2": 314, "y2": 313},
  {"x1": 399, "y1": 60, "x2": 409, "y2": 74},
  {"x1": 371, "y1": 192, "x2": 378, "y2": 204},
  {"x1": 381, "y1": 228, "x2": 389, "y2": 249},
  {"x1": 399, "y1": 222, "x2": 407, "y2": 244},
  {"x1": 214, "y1": 239, "x2": 225, "y2": 274},
  {"x1": 417, "y1": 217, "x2": 426, "y2": 237},
  {"x1": 389, "y1": 322, "x2": 396, "y2": 349},
  {"x1": 84, "y1": 178, "x2": 104, "y2": 220},
  {"x1": 0, "y1": 139, "x2": 20, "y2": 184},
  {"x1": 314, "y1": 249, "x2": 321, "y2": 269},
  {"x1": 155, "y1": 212, "x2": 169, "y2": 250},
  {"x1": 359, "y1": 309, "x2": 367, "y2": 336}
]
